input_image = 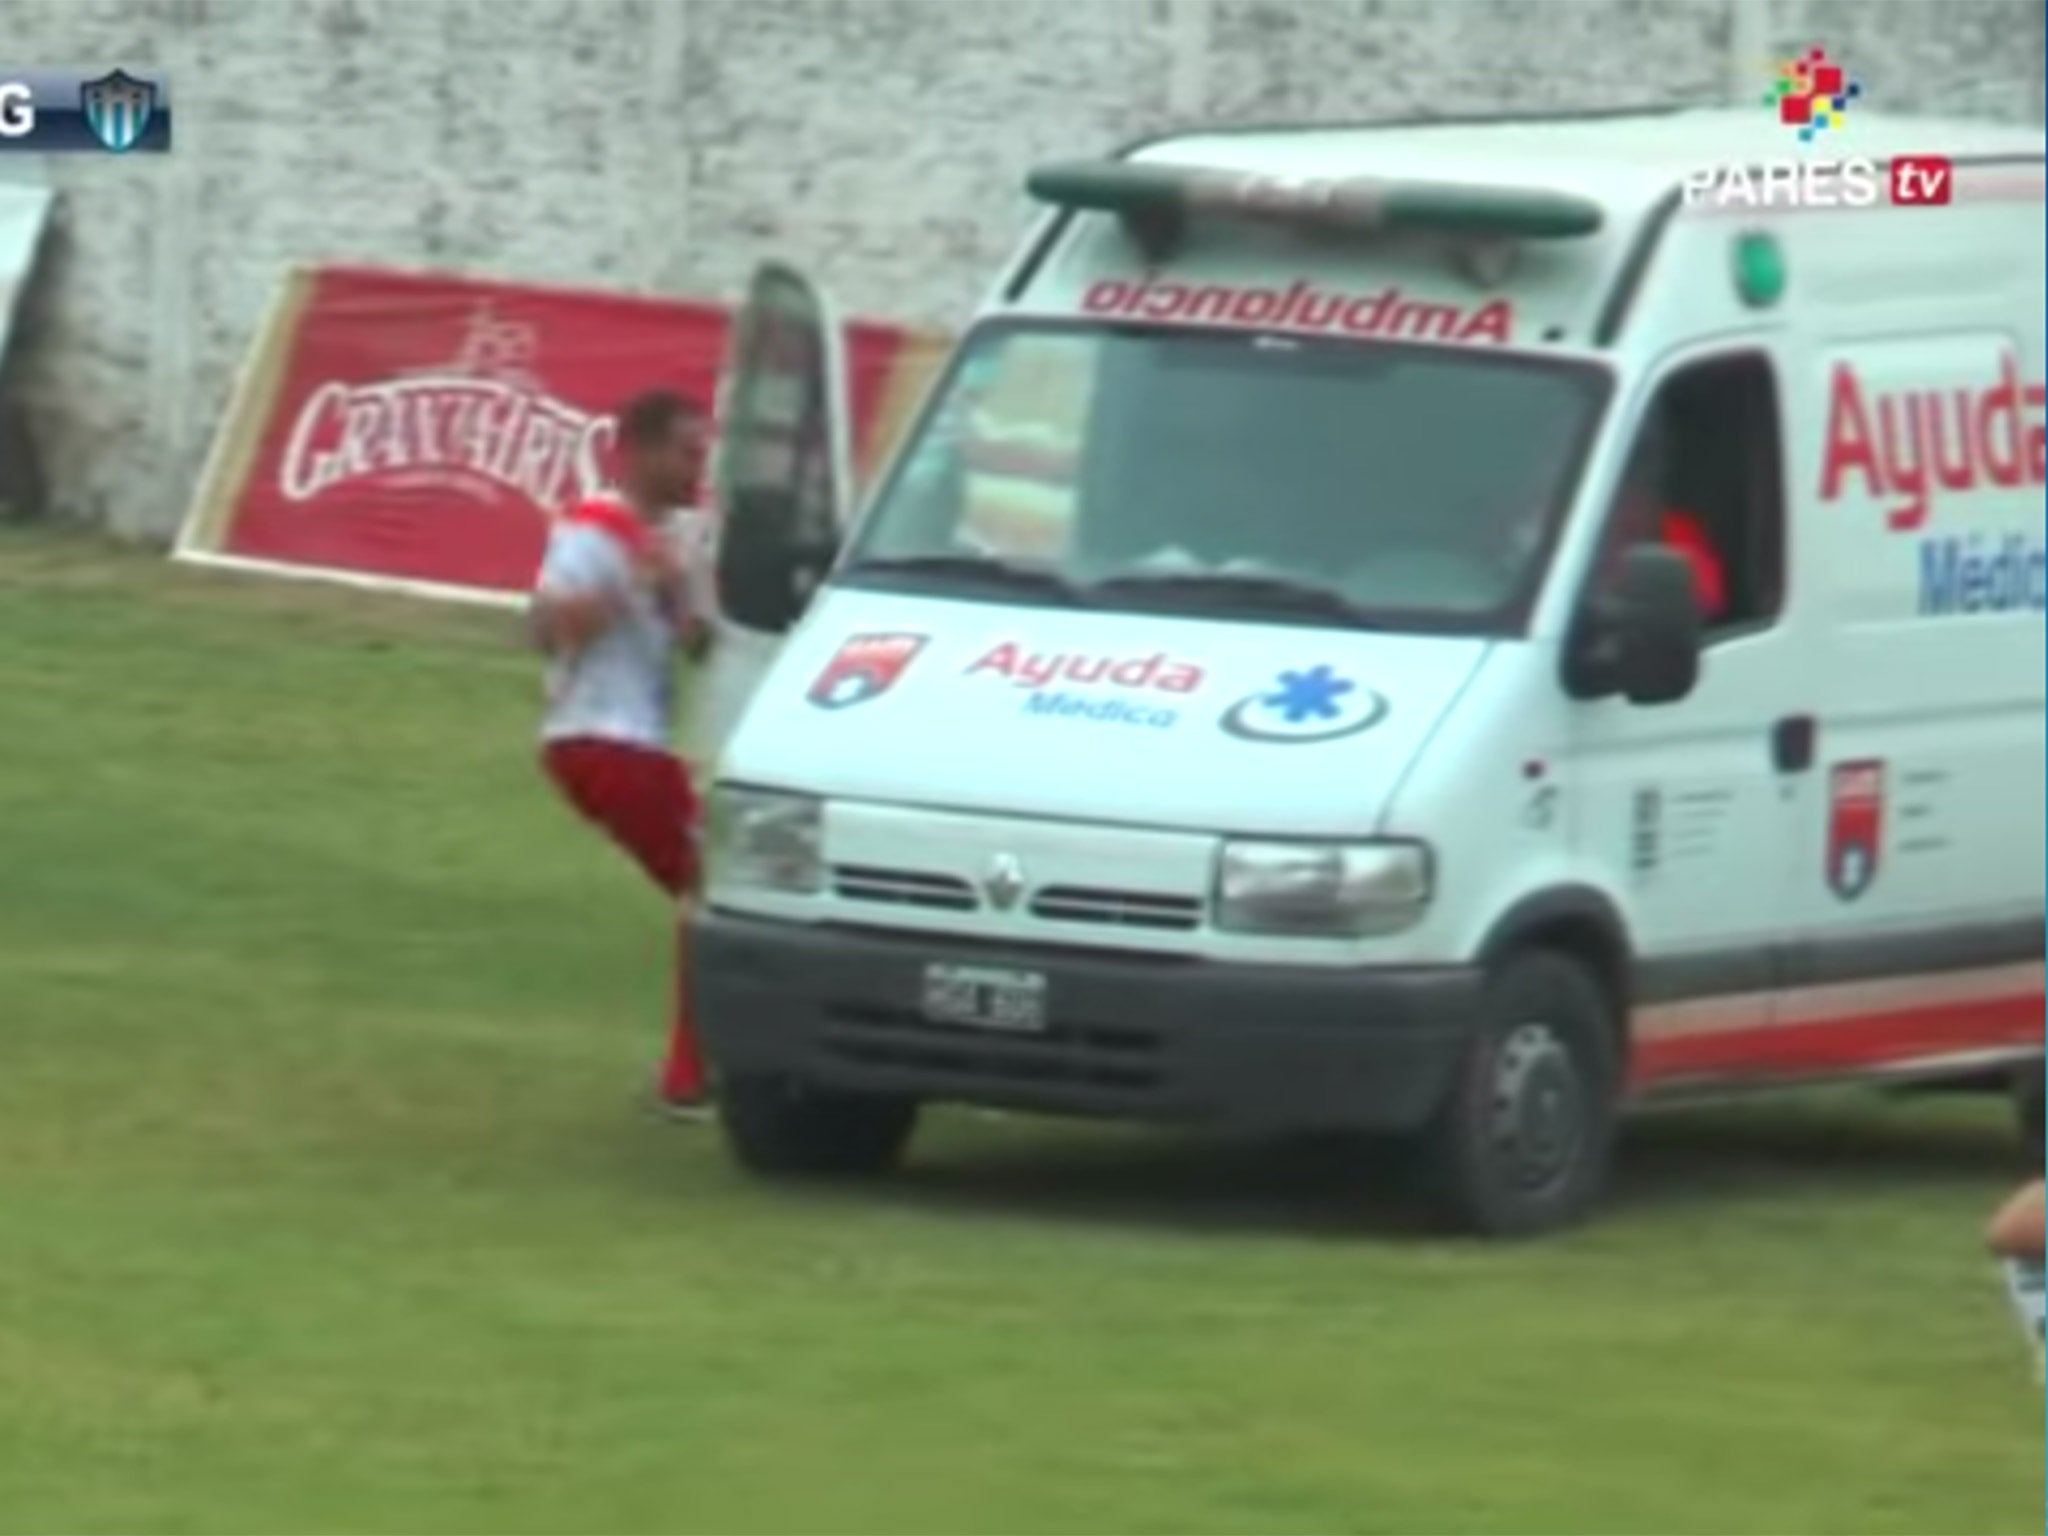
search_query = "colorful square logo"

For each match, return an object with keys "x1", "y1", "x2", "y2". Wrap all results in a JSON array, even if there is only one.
[{"x1": 1767, "y1": 46, "x2": 1862, "y2": 143}]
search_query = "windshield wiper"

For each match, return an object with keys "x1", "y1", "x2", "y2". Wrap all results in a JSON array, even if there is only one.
[
  {"x1": 1086, "y1": 570, "x2": 1380, "y2": 626},
  {"x1": 840, "y1": 553, "x2": 1085, "y2": 604}
]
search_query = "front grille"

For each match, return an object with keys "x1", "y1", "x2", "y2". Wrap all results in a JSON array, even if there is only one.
[
  {"x1": 1029, "y1": 884, "x2": 1202, "y2": 932},
  {"x1": 832, "y1": 864, "x2": 977, "y2": 912},
  {"x1": 822, "y1": 1004, "x2": 1163, "y2": 1093},
  {"x1": 830, "y1": 866, "x2": 1203, "y2": 934}
]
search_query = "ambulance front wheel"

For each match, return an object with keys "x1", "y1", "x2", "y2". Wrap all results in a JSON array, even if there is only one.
[
  {"x1": 1417, "y1": 950, "x2": 1620, "y2": 1237},
  {"x1": 718, "y1": 1074, "x2": 920, "y2": 1178}
]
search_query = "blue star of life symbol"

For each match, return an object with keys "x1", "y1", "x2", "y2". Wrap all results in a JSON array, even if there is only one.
[
  {"x1": 1221, "y1": 662, "x2": 1387, "y2": 744},
  {"x1": 1262, "y1": 664, "x2": 1355, "y2": 724}
]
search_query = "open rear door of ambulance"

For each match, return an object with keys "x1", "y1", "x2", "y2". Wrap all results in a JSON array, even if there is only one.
[{"x1": 687, "y1": 261, "x2": 855, "y2": 768}]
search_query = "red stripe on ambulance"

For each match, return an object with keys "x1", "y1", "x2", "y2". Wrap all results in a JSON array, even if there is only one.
[{"x1": 1631, "y1": 988, "x2": 2044, "y2": 1090}]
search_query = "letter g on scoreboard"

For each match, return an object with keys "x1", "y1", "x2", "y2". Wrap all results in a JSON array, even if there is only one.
[{"x1": 0, "y1": 68, "x2": 173, "y2": 153}]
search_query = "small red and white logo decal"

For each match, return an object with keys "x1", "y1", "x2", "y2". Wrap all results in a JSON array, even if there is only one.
[
  {"x1": 1826, "y1": 760, "x2": 1885, "y2": 902},
  {"x1": 807, "y1": 632, "x2": 928, "y2": 711}
]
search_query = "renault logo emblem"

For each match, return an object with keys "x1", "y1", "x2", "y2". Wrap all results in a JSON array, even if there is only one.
[{"x1": 983, "y1": 853, "x2": 1027, "y2": 911}]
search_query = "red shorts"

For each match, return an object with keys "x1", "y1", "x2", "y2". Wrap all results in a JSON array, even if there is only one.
[{"x1": 542, "y1": 737, "x2": 700, "y2": 897}]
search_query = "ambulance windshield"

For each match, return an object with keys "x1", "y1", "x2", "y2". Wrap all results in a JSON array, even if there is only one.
[{"x1": 844, "y1": 321, "x2": 1609, "y2": 635}]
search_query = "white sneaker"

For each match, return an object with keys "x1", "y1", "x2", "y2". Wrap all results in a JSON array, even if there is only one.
[{"x1": 646, "y1": 1087, "x2": 716, "y2": 1124}]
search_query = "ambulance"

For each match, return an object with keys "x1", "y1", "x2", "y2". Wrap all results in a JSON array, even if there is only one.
[{"x1": 692, "y1": 107, "x2": 2046, "y2": 1234}]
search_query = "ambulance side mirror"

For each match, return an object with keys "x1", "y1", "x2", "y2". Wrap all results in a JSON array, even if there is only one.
[{"x1": 1563, "y1": 546, "x2": 1701, "y2": 706}]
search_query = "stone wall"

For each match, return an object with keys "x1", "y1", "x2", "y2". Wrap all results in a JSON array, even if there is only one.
[{"x1": 4, "y1": 0, "x2": 2043, "y2": 537}]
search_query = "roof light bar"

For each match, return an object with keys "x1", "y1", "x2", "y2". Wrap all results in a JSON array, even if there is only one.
[{"x1": 1026, "y1": 160, "x2": 1604, "y2": 250}]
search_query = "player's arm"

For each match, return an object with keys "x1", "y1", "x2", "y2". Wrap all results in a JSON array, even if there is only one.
[
  {"x1": 1989, "y1": 1180, "x2": 2046, "y2": 1262},
  {"x1": 641, "y1": 532, "x2": 715, "y2": 658},
  {"x1": 529, "y1": 528, "x2": 625, "y2": 655},
  {"x1": 658, "y1": 568, "x2": 713, "y2": 658},
  {"x1": 675, "y1": 609, "x2": 714, "y2": 663},
  {"x1": 529, "y1": 585, "x2": 623, "y2": 653}
]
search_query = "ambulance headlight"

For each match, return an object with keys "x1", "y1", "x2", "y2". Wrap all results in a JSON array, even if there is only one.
[
  {"x1": 709, "y1": 787, "x2": 824, "y2": 895},
  {"x1": 1213, "y1": 839, "x2": 1432, "y2": 937}
]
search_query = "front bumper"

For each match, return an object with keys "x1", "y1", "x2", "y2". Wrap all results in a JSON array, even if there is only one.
[{"x1": 691, "y1": 910, "x2": 1482, "y2": 1133}]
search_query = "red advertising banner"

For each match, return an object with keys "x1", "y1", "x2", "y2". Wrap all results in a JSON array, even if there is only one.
[
  {"x1": 845, "y1": 315, "x2": 952, "y2": 492},
  {"x1": 177, "y1": 264, "x2": 948, "y2": 601}
]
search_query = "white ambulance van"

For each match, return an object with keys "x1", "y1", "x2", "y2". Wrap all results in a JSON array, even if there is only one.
[{"x1": 694, "y1": 108, "x2": 2046, "y2": 1234}]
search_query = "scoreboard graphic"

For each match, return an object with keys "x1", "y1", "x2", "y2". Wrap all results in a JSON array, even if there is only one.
[{"x1": 0, "y1": 68, "x2": 172, "y2": 153}]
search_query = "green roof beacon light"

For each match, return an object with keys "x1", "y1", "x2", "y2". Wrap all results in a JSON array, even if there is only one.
[{"x1": 1733, "y1": 230, "x2": 1786, "y2": 309}]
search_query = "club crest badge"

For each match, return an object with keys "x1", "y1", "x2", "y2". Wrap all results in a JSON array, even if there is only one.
[
  {"x1": 80, "y1": 69, "x2": 157, "y2": 154},
  {"x1": 1826, "y1": 760, "x2": 1885, "y2": 902},
  {"x1": 806, "y1": 632, "x2": 927, "y2": 711}
]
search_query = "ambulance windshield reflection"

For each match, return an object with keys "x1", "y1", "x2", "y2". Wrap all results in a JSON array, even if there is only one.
[{"x1": 846, "y1": 322, "x2": 1611, "y2": 636}]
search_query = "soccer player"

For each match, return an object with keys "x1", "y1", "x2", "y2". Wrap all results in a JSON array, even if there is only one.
[
  {"x1": 530, "y1": 389, "x2": 714, "y2": 1114},
  {"x1": 1988, "y1": 1178, "x2": 2046, "y2": 1382}
]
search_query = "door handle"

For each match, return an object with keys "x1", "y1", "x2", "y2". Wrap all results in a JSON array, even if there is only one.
[{"x1": 1772, "y1": 714, "x2": 1816, "y2": 774}]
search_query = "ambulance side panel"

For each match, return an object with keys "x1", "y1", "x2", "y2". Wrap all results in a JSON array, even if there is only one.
[
  {"x1": 1524, "y1": 184, "x2": 2044, "y2": 1091},
  {"x1": 1537, "y1": 209, "x2": 1819, "y2": 1082},
  {"x1": 1771, "y1": 189, "x2": 2047, "y2": 1073}
]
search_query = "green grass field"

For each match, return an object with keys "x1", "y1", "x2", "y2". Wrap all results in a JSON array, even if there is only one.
[{"x1": 0, "y1": 525, "x2": 2039, "y2": 1535}]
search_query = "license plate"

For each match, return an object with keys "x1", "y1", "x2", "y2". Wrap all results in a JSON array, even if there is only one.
[{"x1": 919, "y1": 963, "x2": 1048, "y2": 1033}]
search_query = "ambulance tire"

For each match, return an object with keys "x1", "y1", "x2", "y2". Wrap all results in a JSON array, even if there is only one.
[
  {"x1": 718, "y1": 1074, "x2": 919, "y2": 1178},
  {"x1": 1417, "y1": 949, "x2": 1620, "y2": 1237}
]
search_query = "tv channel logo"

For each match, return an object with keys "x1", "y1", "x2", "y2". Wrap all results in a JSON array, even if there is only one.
[
  {"x1": 0, "y1": 68, "x2": 173, "y2": 153},
  {"x1": 1890, "y1": 154, "x2": 1954, "y2": 206},
  {"x1": 1688, "y1": 46, "x2": 1951, "y2": 212},
  {"x1": 1765, "y1": 46, "x2": 1861, "y2": 143}
]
